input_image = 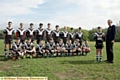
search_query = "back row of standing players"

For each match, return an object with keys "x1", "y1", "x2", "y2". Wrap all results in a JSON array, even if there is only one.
[{"x1": 4, "y1": 22, "x2": 91, "y2": 59}]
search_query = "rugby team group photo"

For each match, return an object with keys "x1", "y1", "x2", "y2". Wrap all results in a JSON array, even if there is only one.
[{"x1": 3, "y1": 20, "x2": 116, "y2": 64}]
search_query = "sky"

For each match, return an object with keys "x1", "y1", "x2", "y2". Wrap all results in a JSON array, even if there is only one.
[{"x1": 0, "y1": 0, "x2": 120, "y2": 30}]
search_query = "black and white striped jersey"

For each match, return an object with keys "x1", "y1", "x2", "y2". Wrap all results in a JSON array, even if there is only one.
[
  {"x1": 4, "y1": 27, "x2": 15, "y2": 39},
  {"x1": 24, "y1": 42, "x2": 34, "y2": 50},
  {"x1": 12, "y1": 42, "x2": 22, "y2": 51},
  {"x1": 45, "y1": 28, "x2": 52, "y2": 37},
  {"x1": 69, "y1": 32, "x2": 75, "y2": 39},
  {"x1": 82, "y1": 44, "x2": 90, "y2": 48},
  {"x1": 76, "y1": 32, "x2": 83, "y2": 40},
  {"x1": 26, "y1": 28, "x2": 36, "y2": 37},
  {"x1": 36, "y1": 44, "x2": 44, "y2": 51},
  {"x1": 56, "y1": 43, "x2": 64, "y2": 48},
  {"x1": 60, "y1": 31, "x2": 68, "y2": 38},
  {"x1": 65, "y1": 43, "x2": 73, "y2": 50},
  {"x1": 16, "y1": 28, "x2": 26, "y2": 36},
  {"x1": 46, "y1": 42, "x2": 56, "y2": 50},
  {"x1": 73, "y1": 43, "x2": 81, "y2": 48}
]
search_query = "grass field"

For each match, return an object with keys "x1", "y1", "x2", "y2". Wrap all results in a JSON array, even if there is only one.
[{"x1": 0, "y1": 40, "x2": 120, "y2": 80}]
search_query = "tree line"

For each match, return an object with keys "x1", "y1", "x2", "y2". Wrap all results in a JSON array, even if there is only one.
[{"x1": 0, "y1": 26, "x2": 120, "y2": 42}]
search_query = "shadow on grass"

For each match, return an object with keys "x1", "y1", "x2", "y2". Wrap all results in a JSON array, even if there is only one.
[
  {"x1": 0, "y1": 55, "x2": 10, "y2": 61},
  {"x1": 61, "y1": 60, "x2": 105, "y2": 65}
]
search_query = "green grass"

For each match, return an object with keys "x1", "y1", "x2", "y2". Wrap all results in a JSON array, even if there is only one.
[{"x1": 0, "y1": 40, "x2": 120, "y2": 80}]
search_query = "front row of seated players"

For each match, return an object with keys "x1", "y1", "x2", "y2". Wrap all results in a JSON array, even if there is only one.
[
  {"x1": 36, "y1": 38, "x2": 91, "y2": 58},
  {"x1": 11, "y1": 38, "x2": 36, "y2": 60},
  {"x1": 11, "y1": 38, "x2": 91, "y2": 60}
]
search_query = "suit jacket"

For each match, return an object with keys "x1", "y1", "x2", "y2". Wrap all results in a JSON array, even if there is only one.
[{"x1": 106, "y1": 25, "x2": 116, "y2": 41}]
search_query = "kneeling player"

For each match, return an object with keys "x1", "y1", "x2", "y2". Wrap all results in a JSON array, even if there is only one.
[
  {"x1": 46, "y1": 38, "x2": 57, "y2": 57},
  {"x1": 36, "y1": 40, "x2": 45, "y2": 57},
  {"x1": 82, "y1": 40, "x2": 91, "y2": 55},
  {"x1": 24, "y1": 38, "x2": 36, "y2": 58},
  {"x1": 56, "y1": 39, "x2": 66, "y2": 56},
  {"x1": 11, "y1": 38, "x2": 25, "y2": 60},
  {"x1": 64, "y1": 40, "x2": 74, "y2": 56},
  {"x1": 73, "y1": 39, "x2": 81, "y2": 55}
]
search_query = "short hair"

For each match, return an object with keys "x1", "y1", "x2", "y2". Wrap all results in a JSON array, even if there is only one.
[
  {"x1": 108, "y1": 19, "x2": 112, "y2": 23},
  {"x1": 70, "y1": 27, "x2": 73, "y2": 30},
  {"x1": 76, "y1": 39, "x2": 79, "y2": 41},
  {"x1": 98, "y1": 26, "x2": 101, "y2": 29},
  {"x1": 79, "y1": 27, "x2": 81, "y2": 30},
  {"x1": 48, "y1": 23, "x2": 51, "y2": 25},
  {"x1": 20, "y1": 23, "x2": 23, "y2": 25},
  {"x1": 28, "y1": 38, "x2": 31, "y2": 40},
  {"x1": 60, "y1": 39, "x2": 63, "y2": 41},
  {"x1": 39, "y1": 23, "x2": 43, "y2": 26},
  {"x1": 49, "y1": 38, "x2": 53, "y2": 40},
  {"x1": 30, "y1": 23, "x2": 34, "y2": 26},
  {"x1": 8, "y1": 21, "x2": 12, "y2": 24},
  {"x1": 16, "y1": 37, "x2": 20, "y2": 40},
  {"x1": 56, "y1": 25, "x2": 59, "y2": 28}
]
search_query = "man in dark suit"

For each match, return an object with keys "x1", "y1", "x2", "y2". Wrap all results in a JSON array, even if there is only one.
[{"x1": 106, "y1": 20, "x2": 116, "y2": 63}]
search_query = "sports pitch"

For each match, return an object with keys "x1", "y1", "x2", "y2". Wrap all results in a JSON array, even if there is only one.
[{"x1": 0, "y1": 40, "x2": 120, "y2": 80}]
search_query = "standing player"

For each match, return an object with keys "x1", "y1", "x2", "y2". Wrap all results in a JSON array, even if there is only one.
[
  {"x1": 36, "y1": 23, "x2": 45, "y2": 44},
  {"x1": 26, "y1": 23, "x2": 36, "y2": 42},
  {"x1": 94, "y1": 27, "x2": 105, "y2": 62},
  {"x1": 76, "y1": 27, "x2": 83, "y2": 47},
  {"x1": 60, "y1": 26, "x2": 68, "y2": 45},
  {"x1": 45, "y1": 23, "x2": 53, "y2": 43},
  {"x1": 82, "y1": 40, "x2": 91, "y2": 56},
  {"x1": 68, "y1": 28, "x2": 75, "y2": 44},
  {"x1": 16, "y1": 23, "x2": 26, "y2": 44},
  {"x1": 53, "y1": 25, "x2": 60, "y2": 44},
  {"x1": 3, "y1": 21, "x2": 15, "y2": 58}
]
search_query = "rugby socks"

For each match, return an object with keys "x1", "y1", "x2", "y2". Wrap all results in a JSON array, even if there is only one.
[
  {"x1": 96, "y1": 55, "x2": 98, "y2": 61},
  {"x1": 4, "y1": 49, "x2": 7, "y2": 56},
  {"x1": 9, "y1": 48, "x2": 12, "y2": 54},
  {"x1": 100, "y1": 55, "x2": 102, "y2": 62}
]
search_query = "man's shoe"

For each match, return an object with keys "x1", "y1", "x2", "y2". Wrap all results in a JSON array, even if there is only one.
[
  {"x1": 106, "y1": 61, "x2": 113, "y2": 64},
  {"x1": 105, "y1": 60, "x2": 108, "y2": 62}
]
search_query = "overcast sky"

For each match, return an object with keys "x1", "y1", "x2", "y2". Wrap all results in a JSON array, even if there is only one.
[{"x1": 0, "y1": 0, "x2": 120, "y2": 30}]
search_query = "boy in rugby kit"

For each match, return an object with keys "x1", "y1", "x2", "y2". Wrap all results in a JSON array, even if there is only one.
[
  {"x1": 94, "y1": 27, "x2": 105, "y2": 62},
  {"x1": 53, "y1": 25, "x2": 60, "y2": 44},
  {"x1": 16, "y1": 23, "x2": 26, "y2": 44},
  {"x1": 60, "y1": 26, "x2": 68, "y2": 45},
  {"x1": 56, "y1": 39, "x2": 66, "y2": 56},
  {"x1": 24, "y1": 38, "x2": 36, "y2": 58},
  {"x1": 73, "y1": 39, "x2": 81, "y2": 55},
  {"x1": 3, "y1": 22, "x2": 15, "y2": 58},
  {"x1": 36, "y1": 40, "x2": 45, "y2": 57},
  {"x1": 12, "y1": 38, "x2": 25, "y2": 60},
  {"x1": 36, "y1": 23, "x2": 45, "y2": 44},
  {"x1": 64, "y1": 39, "x2": 74, "y2": 56},
  {"x1": 26, "y1": 23, "x2": 36, "y2": 42},
  {"x1": 76, "y1": 27, "x2": 83, "y2": 47},
  {"x1": 46, "y1": 38, "x2": 57, "y2": 57},
  {"x1": 68, "y1": 28, "x2": 75, "y2": 44},
  {"x1": 45, "y1": 23, "x2": 53, "y2": 43},
  {"x1": 82, "y1": 40, "x2": 91, "y2": 56}
]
